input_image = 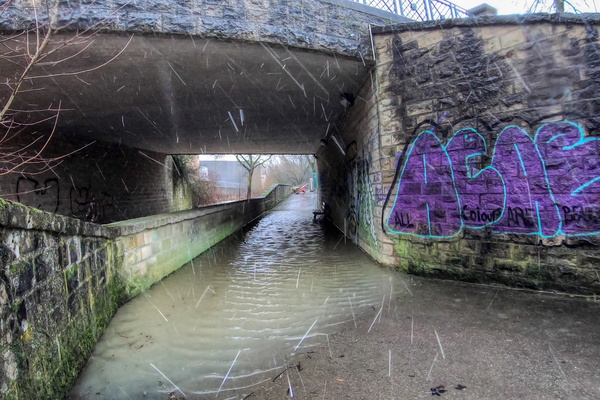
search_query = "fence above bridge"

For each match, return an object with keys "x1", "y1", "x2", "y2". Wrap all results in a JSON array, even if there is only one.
[{"x1": 351, "y1": 0, "x2": 471, "y2": 20}]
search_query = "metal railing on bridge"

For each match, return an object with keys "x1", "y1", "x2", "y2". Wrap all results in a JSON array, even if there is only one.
[{"x1": 351, "y1": 0, "x2": 471, "y2": 20}]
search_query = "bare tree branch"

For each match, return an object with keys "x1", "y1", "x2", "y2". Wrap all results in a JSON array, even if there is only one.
[
  {"x1": 0, "y1": 0, "x2": 132, "y2": 176},
  {"x1": 235, "y1": 155, "x2": 272, "y2": 199},
  {"x1": 525, "y1": 0, "x2": 588, "y2": 13}
]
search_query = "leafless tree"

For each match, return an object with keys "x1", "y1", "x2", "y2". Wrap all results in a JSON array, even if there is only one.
[
  {"x1": 266, "y1": 155, "x2": 315, "y2": 186},
  {"x1": 526, "y1": 0, "x2": 592, "y2": 13},
  {"x1": 235, "y1": 154, "x2": 272, "y2": 199},
  {"x1": 0, "y1": 1, "x2": 132, "y2": 178}
]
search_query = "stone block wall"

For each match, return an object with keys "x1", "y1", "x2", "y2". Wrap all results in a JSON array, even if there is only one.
[
  {"x1": 261, "y1": 183, "x2": 297, "y2": 209},
  {"x1": 0, "y1": 184, "x2": 292, "y2": 399},
  {"x1": 108, "y1": 184, "x2": 293, "y2": 298},
  {"x1": 318, "y1": 71, "x2": 391, "y2": 262},
  {"x1": 0, "y1": 199, "x2": 121, "y2": 400},
  {"x1": 327, "y1": 15, "x2": 600, "y2": 294},
  {"x1": 2, "y1": 0, "x2": 409, "y2": 60},
  {"x1": 377, "y1": 15, "x2": 600, "y2": 293}
]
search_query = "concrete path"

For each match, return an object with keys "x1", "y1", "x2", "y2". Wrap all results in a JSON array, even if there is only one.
[{"x1": 247, "y1": 273, "x2": 600, "y2": 399}]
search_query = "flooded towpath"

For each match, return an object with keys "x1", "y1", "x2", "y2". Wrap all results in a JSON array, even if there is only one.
[{"x1": 70, "y1": 192, "x2": 399, "y2": 399}]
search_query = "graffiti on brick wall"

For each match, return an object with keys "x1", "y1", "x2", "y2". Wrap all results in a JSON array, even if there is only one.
[
  {"x1": 15, "y1": 177, "x2": 60, "y2": 212},
  {"x1": 385, "y1": 121, "x2": 600, "y2": 238},
  {"x1": 70, "y1": 186, "x2": 116, "y2": 223},
  {"x1": 347, "y1": 141, "x2": 378, "y2": 245},
  {"x1": 13, "y1": 177, "x2": 117, "y2": 223},
  {"x1": 370, "y1": 170, "x2": 390, "y2": 206}
]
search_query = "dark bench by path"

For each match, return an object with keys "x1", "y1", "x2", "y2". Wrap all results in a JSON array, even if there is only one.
[{"x1": 313, "y1": 202, "x2": 327, "y2": 222}]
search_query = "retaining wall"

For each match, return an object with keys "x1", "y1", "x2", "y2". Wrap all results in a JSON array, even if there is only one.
[
  {"x1": 0, "y1": 184, "x2": 292, "y2": 399},
  {"x1": 109, "y1": 184, "x2": 294, "y2": 298},
  {"x1": 321, "y1": 14, "x2": 600, "y2": 294},
  {"x1": 0, "y1": 199, "x2": 119, "y2": 399}
]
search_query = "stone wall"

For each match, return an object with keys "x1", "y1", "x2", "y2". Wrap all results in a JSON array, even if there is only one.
[
  {"x1": 0, "y1": 199, "x2": 120, "y2": 399},
  {"x1": 0, "y1": 184, "x2": 292, "y2": 399},
  {"x1": 2, "y1": 0, "x2": 409, "y2": 59},
  {"x1": 327, "y1": 14, "x2": 600, "y2": 294},
  {"x1": 0, "y1": 133, "x2": 189, "y2": 224},
  {"x1": 317, "y1": 70, "x2": 387, "y2": 262},
  {"x1": 107, "y1": 184, "x2": 294, "y2": 298}
]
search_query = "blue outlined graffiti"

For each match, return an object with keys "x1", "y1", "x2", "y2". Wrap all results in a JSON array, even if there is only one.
[
  {"x1": 446, "y1": 128, "x2": 505, "y2": 229},
  {"x1": 386, "y1": 130, "x2": 462, "y2": 238},
  {"x1": 535, "y1": 121, "x2": 600, "y2": 236},
  {"x1": 385, "y1": 120, "x2": 600, "y2": 238}
]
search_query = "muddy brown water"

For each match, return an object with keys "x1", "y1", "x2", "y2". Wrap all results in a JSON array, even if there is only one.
[{"x1": 70, "y1": 193, "x2": 397, "y2": 399}]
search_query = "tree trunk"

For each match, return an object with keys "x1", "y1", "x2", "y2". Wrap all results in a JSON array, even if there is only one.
[
  {"x1": 555, "y1": 0, "x2": 564, "y2": 12},
  {"x1": 246, "y1": 171, "x2": 253, "y2": 199}
]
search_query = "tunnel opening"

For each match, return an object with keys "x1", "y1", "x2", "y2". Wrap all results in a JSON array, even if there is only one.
[
  {"x1": 2, "y1": 4, "x2": 600, "y2": 398},
  {"x1": 173, "y1": 154, "x2": 319, "y2": 208}
]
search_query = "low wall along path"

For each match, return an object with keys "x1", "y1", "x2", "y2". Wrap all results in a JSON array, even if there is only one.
[{"x1": 0, "y1": 185, "x2": 293, "y2": 399}]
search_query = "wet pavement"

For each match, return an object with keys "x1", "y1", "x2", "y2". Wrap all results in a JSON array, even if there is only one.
[
  {"x1": 70, "y1": 192, "x2": 600, "y2": 400},
  {"x1": 251, "y1": 276, "x2": 600, "y2": 400}
]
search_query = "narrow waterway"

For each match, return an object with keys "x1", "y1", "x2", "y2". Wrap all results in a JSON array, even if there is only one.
[{"x1": 70, "y1": 193, "x2": 397, "y2": 399}]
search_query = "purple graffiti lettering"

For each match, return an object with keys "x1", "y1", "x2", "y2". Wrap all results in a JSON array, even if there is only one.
[
  {"x1": 384, "y1": 121, "x2": 600, "y2": 238},
  {"x1": 446, "y1": 128, "x2": 504, "y2": 229},
  {"x1": 386, "y1": 130, "x2": 462, "y2": 238},
  {"x1": 535, "y1": 121, "x2": 600, "y2": 236},
  {"x1": 491, "y1": 126, "x2": 560, "y2": 237}
]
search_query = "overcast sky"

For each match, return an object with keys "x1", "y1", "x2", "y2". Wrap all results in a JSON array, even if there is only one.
[{"x1": 454, "y1": 0, "x2": 598, "y2": 15}]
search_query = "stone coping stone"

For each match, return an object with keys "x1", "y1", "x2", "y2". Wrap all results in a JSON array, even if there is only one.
[
  {"x1": 372, "y1": 12, "x2": 600, "y2": 34},
  {"x1": 105, "y1": 200, "x2": 252, "y2": 236},
  {"x1": 105, "y1": 184, "x2": 291, "y2": 235},
  {"x1": 0, "y1": 184, "x2": 291, "y2": 238},
  {"x1": 0, "y1": 198, "x2": 258, "y2": 238},
  {"x1": 0, "y1": 198, "x2": 112, "y2": 238}
]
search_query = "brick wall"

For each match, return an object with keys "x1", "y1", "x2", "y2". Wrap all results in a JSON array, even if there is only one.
[
  {"x1": 0, "y1": 133, "x2": 189, "y2": 224},
  {"x1": 318, "y1": 71, "x2": 395, "y2": 263},
  {"x1": 372, "y1": 15, "x2": 600, "y2": 294},
  {"x1": 327, "y1": 15, "x2": 600, "y2": 294}
]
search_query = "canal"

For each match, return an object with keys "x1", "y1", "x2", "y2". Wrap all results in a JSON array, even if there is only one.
[{"x1": 70, "y1": 192, "x2": 398, "y2": 399}]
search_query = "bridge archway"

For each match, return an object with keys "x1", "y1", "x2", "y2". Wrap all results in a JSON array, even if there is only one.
[{"x1": 0, "y1": 0, "x2": 405, "y2": 223}]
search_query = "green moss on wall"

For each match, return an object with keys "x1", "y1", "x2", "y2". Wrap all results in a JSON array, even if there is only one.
[
  {"x1": 6, "y1": 274, "x2": 122, "y2": 400},
  {"x1": 393, "y1": 239, "x2": 410, "y2": 259},
  {"x1": 0, "y1": 227, "x2": 125, "y2": 400}
]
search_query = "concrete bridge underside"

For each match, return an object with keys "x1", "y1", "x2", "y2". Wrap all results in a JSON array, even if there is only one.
[
  {"x1": 7, "y1": 33, "x2": 372, "y2": 155},
  {"x1": 3, "y1": 0, "x2": 409, "y2": 155}
]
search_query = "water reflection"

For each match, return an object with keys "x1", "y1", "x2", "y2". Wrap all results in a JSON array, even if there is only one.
[{"x1": 70, "y1": 194, "x2": 394, "y2": 399}]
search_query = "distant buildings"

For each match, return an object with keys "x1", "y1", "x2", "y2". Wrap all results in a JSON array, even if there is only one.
[{"x1": 199, "y1": 157, "x2": 267, "y2": 200}]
